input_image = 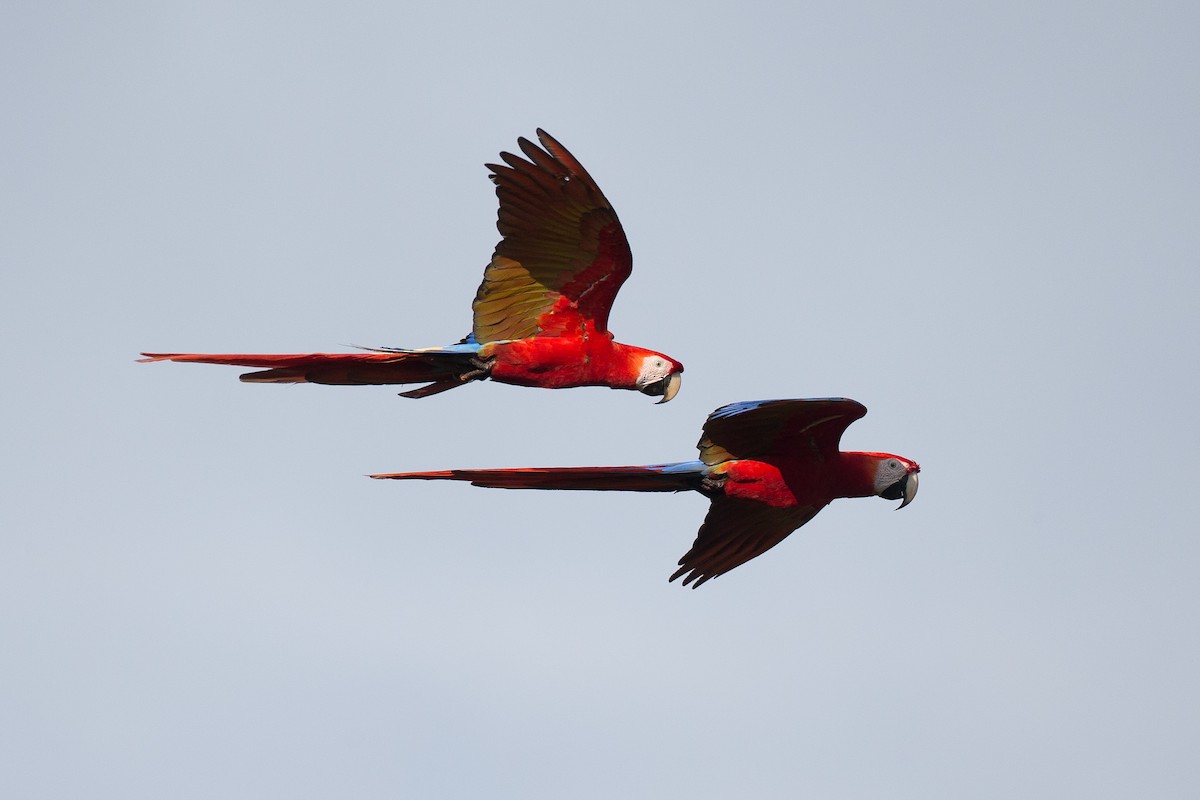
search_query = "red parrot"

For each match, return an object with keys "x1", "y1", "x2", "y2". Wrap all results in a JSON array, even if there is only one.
[
  {"x1": 141, "y1": 130, "x2": 683, "y2": 402},
  {"x1": 371, "y1": 398, "x2": 920, "y2": 587}
]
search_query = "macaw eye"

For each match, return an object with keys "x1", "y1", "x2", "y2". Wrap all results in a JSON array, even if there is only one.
[{"x1": 889, "y1": 460, "x2": 899, "y2": 469}]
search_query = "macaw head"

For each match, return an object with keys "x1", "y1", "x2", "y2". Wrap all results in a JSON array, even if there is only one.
[
  {"x1": 872, "y1": 456, "x2": 921, "y2": 509},
  {"x1": 634, "y1": 354, "x2": 684, "y2": 403}
]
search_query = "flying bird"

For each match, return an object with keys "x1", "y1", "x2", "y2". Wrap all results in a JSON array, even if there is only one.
[
  {"x1": 371, "y1": 398, "x2": 920, "y2": 587},
  {"x1": 141, "y1": 130, "x2": 683, "y2": 403}
]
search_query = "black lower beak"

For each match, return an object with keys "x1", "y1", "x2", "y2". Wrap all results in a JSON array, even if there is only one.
[{"x1": 881, "y1": 478, "x2": 904, "y2": 500}]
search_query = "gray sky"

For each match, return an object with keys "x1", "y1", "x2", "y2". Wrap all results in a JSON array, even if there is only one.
[{"x1": 4, "y1": 1, "x2": 1199, "y2": 797}]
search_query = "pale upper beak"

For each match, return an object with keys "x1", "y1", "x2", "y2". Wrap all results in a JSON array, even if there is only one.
[{"x1": 896, "y1": 471, "x2": 918, "y2": 509}]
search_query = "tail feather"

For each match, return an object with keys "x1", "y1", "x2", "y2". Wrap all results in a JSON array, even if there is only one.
[
  {"x1": 139, "y1": 350, "x2": 481, "y2": 391},
  {"x1": 369, "y1": 464, "x2": 703, "y2": 492}
]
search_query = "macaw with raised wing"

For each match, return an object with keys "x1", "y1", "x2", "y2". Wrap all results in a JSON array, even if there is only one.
[
  {"x1": 141, "y1": 130, "x2": 683, "y2": 402},
  {"x1": 371, "y1": 398, "x2": 920, "y2": 587}
]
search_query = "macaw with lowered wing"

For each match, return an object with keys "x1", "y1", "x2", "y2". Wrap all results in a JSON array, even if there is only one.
[
  {"x1": 141, "y1": 130, "x2": 683, "y2": 402},
  {"x1": 371, "y1": 398, "x2": 920, "y2": 587}
]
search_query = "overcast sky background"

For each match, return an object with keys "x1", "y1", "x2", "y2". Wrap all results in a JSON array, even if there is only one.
[{"x1": 4, "y1": 2, "x2": 1199, "y2": 797}]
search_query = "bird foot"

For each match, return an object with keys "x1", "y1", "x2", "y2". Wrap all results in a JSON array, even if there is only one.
[{"x1": 458, "y1": 356, "x2": 495, "y2": 382}]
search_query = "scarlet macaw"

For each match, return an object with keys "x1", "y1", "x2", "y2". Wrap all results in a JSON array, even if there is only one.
[
  {"x1": 141, "y1": 130, "x2": 684, "y2": 402},
  {"x1": 371, "y1": 398, "x2": 920, "y2": 587}
]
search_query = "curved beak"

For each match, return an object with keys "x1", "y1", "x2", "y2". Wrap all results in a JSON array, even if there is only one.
[
  {"x1": 653, "y1": 371, "x2": 682, "y2": 404},
  {"x1": 895, "y1": 471, "x2": 918, "y2": 510},
  {"x1": 881, "y1": 470, "x2": 919, "y2": 509}
]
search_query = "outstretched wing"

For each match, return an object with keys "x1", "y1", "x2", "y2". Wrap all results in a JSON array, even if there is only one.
[
  {"x1": 670, "y1": 496, "x2": 824, "y2": 587},
  {"x1": 472, "y1": 129, "x2": 633, "y2": 342},
  {"x1": 696, "y1": 398, "x2": 868, "y2": 466}
]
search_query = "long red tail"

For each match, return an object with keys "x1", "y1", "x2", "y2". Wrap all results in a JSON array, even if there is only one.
[
  {"x1": 369, "y1": 464, "x2": 702, "y2": 492},
  {"x1": 139, "y1": 350, "x2": 481, "y2": 397}
]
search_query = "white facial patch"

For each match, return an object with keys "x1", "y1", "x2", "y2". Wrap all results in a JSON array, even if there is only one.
[
  {"x1": 636, "y1": 356, "x2": 674, "y2": 389},
  {"x1": 873, "y1": 458, "x2": 910, "y2": 495}
]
